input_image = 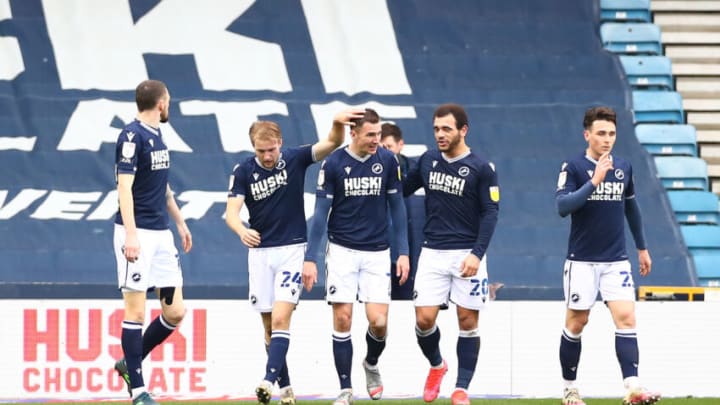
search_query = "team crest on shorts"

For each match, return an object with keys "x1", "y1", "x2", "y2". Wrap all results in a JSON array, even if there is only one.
[
  {"x1": 131, "y1": 273, "x2": 141, "y2": 282},
  {"x1": 328, "y1": 285, "x2": 337, "y2": 295},
  {"x1": 571, "y1": 293, "x2": 580, "y2": 303},
  {"x1": 250, "y1": 295, "x2": 257, "y2": 304}
]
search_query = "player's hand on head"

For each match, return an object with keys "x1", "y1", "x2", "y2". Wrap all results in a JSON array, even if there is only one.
[
  {"x1": 302, "y1": 261, "x2": 318, "y2": 292},
  {"x1": 396, "y1": 255, "x2": 410, "y2": 285},
  {"x1": 460, "y1": 253, "x2": 481, "y2": 278},
  {"x1": 333, "y1": 108, "x2": 366, "y2": 127},
  {"x1": 240, "y1": 228, "x2": 261, "y2": 248},
  {"x1": 123, "y1": 233, "x2": 140, "y2": 263}
]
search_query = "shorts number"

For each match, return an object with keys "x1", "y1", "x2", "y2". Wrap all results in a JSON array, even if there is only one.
[
  {"x1": 470, "y1": 278, "x2": 489, "y2": 297},
  {"x1": 281, "y1": 271, "x2": 302, "y2": 288},
  {"x1": 620, "y1": 270, "x2": 633, "y2": 288}
]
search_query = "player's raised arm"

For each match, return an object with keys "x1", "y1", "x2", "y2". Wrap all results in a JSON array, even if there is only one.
[
  {"x1": 312, "y1": 108, "x2": 366, "y2": 161},
  {"x1": 166, "y1": 185, "x2": 192, "y2": 253}
]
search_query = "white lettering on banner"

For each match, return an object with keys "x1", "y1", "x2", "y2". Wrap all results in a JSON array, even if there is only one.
[
  {"x1": 0, "y1": 136, "x2": 37, "y2": 151},
  {"x1": 57, "y1": 99, "x2": 192, "y2": 152},
  {"x1": 176, "y1": 191, "x2": 227, "y2": 220},
  {"x1": 0, "y1": 189, "x2": 319, "y2": 221},
  {"x1": 86, "y1": 190, "x2": 118, "y2": 220},
  {"x1": 0, "y1": 0, "x2": 12, "y2": 20},
  {"x1": 30, "y1": 191, "x2": 103, "y2": 220},
  {"x1": 42, "y1": 0, "x2": 291, "y2": 92},
  {"x1": 0, "y1": 36, "x2": 24, "y2": 80},
  {"x1": 0, "y1": 189, "x2": 48, "y2": 220},
  {"x1": 179, "y1": 100, "x2": 288, "y2": 153},
  {"x1": 18, "y1": 305, "x2": 207, "y2": 396},
  {"x1": 301, "y1": 0, "x2": 410, "y2": 95}
]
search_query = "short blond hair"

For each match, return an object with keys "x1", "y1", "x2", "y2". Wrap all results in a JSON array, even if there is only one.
[{"x1": 248, "y1": 121, "x2": 282, "y2": 146}]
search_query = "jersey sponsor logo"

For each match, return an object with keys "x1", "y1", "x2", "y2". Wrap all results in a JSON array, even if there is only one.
[
  {"x1": 588, "y1": 181, "x2": 624, "y2": 201},
  {"x1": 428, "y1": 171, "x2": 466, "y2": 196},
  {"x1": 150, "y1": 149, "x2": 170, "y2": 170},
  {"x1": 249, "y1": 169, "x2": 288, "y2": 200},
  {"x1": 343, "y1": 176, "x2": 382, "y2": 196}
]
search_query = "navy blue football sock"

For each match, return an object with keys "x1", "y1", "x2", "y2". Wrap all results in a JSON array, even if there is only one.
[
  {"x1": 264, "y1": 331, "x2": 290, "y2": 384},
  {"x1": 416, "y1": 325, "x2": 443, "y2": 367},
  {"x1": 142, "y1": 315, "x2": 176, "y2": 359},
  {"x1": 364, "y1": 328, "x2": 386, "y2": 366},
  {"x1": 122, "y1": 320, "x2": 145, "y2": 390},
  {"x1": 615, "y1": 329, "x2": 639, "y2": 378},
  {"x1": 559, "y1": 328, "x2": 582, "y2": 381},
  {"x1": 333, "y1": 331, "x2": 353, "y2": 389},
  {"x1": 456, "y1": 330, "x2": 480, "y2": 389}
]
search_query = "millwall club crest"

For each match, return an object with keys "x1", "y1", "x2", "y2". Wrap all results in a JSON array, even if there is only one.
[
  {"x1": 614, "y1": 168, "x2": 624, "y2": 180},
  {"x1": 371, "y1": 163, "x2": 383, "y2": 174},
  {"x1": 276, "y1": 159, "x2": 286, "y2": 170},
  {"x1": 458, "y1": 166, "x2": 470, "y2": 177}
]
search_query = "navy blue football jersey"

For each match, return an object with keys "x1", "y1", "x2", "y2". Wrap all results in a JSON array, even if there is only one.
[
  {"x1": 317, "y1": 146, "x2": 402, "y2": 251},
  {"x1": 114, "y1": 119, "x2": 170, "y2": 230},
  {"x1": 228, "y1": 145, "x2": 314, "y2": 248},
  {"x1": 556, "y1": 153, "x2": 635, "y2": 262},
  {"x1": 404, "y1": 149, "x2": 500, "y2": 253}
]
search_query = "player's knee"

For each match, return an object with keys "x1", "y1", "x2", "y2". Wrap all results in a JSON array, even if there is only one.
[
  {"x1": 163, "y1": 305, "x2": 186, "y2": 325},
  {"x1": 415, "y1": 316, "x2": 435, "y2": 331},
  {"x1": 334, "y1": 313, "x2": 352, "y2": 331}
]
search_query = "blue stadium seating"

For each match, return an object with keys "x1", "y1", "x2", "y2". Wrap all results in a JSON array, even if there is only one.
[
  {"x1": 620, "y1": 56, "x2": 674, "y2": 90},
  {"x1": 635, "y1": 124, "x2": 697, "y2": 156},
  {"x1": 600, "y1": 23, "x2": 662, "y2": 55},
  {"x1": 681, "y1": 225, "x2": 720, "y2": 255},
  {"x1": 600, "y1": 0, "x2": 651, "y2": 22},
  {"x1": 692, "y1": 252, "x2": 720, "y2": 286},
  {"x1": 667, "y1": 191, "x2": 720, "y2": 225},
  {"x1": 633, "y1": 91, "x2": 685, "y2": 123},
  {"x1": 654, "y1": 156, "x2": 708, "y2": 190}
]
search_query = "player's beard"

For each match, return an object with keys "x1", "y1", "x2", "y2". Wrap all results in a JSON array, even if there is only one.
[{"x1": 160, "y1": 109, "x2": 169, "y2": 123}]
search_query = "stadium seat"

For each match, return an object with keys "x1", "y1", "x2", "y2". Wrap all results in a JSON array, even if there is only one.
[
  {"x1": 620, "y1": 56, "x2": 674, "y2": 90},
  {"x1": 635, "y1": 124, "x2": 697, "y2": 156},
  {"x1": 693, "y1": 252, "x2": 720, "y2": 287},
  {"x1": 654, "y1": 156, "x2": 708, "y2": 190},
  {"x1": 667, "y1": 190, "x2": 720, "y2": 224},
  {"x1": 681, "y1": 225, "x2": 720, "y2": 255},
  {"x1": 600, "y1": 23, "x2": 662, "y2": 55},
  {"x1": 632, "y1": 91, "x2": 685, "y2": 124},
  {"x1": 600, "y1": 0, "x2": 651, "y2": 22}
]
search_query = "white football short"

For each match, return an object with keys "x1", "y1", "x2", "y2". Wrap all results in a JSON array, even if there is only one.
[
  {"x1": 114, "y1": 224, "x2": 183, "y2": 292},
  {"x1": 413, "y1": 247, "x2": 489, "y2": 310},
  {"x1": 247, "y1": 243, "x2": 305, "y2": 312},
  {"x1": 325, "y1": 242, "x2": 391, "y2": 304},
  {"x1": 563, "y1": 259, "x2": 635, "y2": 310}
]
